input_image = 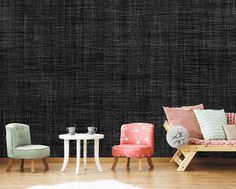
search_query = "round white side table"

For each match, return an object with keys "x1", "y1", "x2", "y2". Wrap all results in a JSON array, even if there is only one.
[{"x1": 59, "y1": 133, "x2": 104, "y2": 175}]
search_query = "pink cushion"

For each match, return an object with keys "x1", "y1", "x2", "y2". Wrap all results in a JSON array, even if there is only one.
[
  {"x1": 226, "y1": 113, "x2": 236, "y2": 125},
  {"x1": 112, "y1": 144, "x2": 153, "y2": 157},
  {"x1": 189, "y1": 138, "x2": 236, "y2": 145},
  {"x1": 163, "y1": 104, "x2": 204, "y2": 139}
]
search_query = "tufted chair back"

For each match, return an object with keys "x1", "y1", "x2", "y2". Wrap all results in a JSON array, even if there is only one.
[
  {"x1": 5, "y1": 123, "x2": 31, "y2": 158},
  {"x1": 120, "y1": 123, "x2": 154, "y2": 149}
]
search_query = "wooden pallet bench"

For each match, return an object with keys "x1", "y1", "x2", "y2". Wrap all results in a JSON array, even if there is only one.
[{"x1": 163, "y1": 120, "x2": 236, "y2": 171}]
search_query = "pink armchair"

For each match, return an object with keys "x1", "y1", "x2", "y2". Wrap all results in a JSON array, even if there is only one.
[{"x1": 111, "y1": 123, "x2": 154, "y2": 171}]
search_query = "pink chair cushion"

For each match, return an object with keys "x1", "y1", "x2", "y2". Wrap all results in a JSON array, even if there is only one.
[
  {"x1": 112, "y1": 123, "x2": 154, "y2": 158},
  {"x1": 112, "y1": 144, "x2": 153, "y2": 157},
  {"x1": 163, "y1": 104, "x2": 204, "y2": 139}
]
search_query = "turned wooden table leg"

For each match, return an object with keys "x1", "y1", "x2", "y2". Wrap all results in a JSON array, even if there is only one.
[
  {"x1": 111, "y1": 157, "x2": 119, "y2": 170},
  {"x1": 20, "y1": 159, "x2": 24, "y2": 172},
  {"x1": 6, "y1": 158, "x2": 14, "y2": 172}
]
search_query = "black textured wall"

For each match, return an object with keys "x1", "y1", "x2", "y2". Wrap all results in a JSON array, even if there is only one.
[{"x1": 0, "y1": 0, "x2": 236, "y2": 157}]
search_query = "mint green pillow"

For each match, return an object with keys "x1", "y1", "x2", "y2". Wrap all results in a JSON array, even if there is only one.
[{"x1": 193, "y1": 109, "x2": 226, "y2": 140}]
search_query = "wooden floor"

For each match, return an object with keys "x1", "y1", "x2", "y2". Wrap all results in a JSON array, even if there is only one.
[{"x1": 1, "y1": 158, "x2": 236, "y2": 189}]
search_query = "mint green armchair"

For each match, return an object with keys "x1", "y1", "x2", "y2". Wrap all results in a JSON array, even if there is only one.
[{"x1": 5, "y1": 123, "x2": 50, "y2": 172}]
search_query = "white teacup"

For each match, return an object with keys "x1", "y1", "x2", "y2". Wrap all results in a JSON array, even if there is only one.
[
  {"x1": 87, "y1": 127, "x2": 98, "y2": 135},
  {"x1": 66, "y1": 127, "x2": 76, "y2": 135}
]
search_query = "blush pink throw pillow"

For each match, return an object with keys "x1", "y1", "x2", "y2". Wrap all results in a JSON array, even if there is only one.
[{"x1": 163, "y1": 104, "x2": 204, "y2": 139}]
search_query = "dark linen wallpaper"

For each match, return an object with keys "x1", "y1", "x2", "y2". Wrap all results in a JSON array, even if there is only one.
[{"x1": 0, "y1": 0, "x2": 236, "y2": 157}]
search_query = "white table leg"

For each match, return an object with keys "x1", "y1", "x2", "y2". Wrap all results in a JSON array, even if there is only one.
[
  {"x1": 83, "y1": 140, "x2": 87, "y2": 170},
  {"x1": 94, "y1": 139, "x2": 103, "y2": 172},
  {"x1": 76, "y1": 140, "x2": 81, "y2": 175},
  {"x1": 61, "y1": 139, "x2": 69, "y2": 172}
]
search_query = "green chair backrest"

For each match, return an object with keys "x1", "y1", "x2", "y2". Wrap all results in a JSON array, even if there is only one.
[{"x1": 5, "y1": 123, "x2": 31, "y2": 158}]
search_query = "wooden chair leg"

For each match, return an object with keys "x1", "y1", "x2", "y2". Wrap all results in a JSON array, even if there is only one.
[
  {"x1": 126, "y1": 157, "x2": 130, "y2": 168},
  {"x1": 177, "y1": 151, "x2": 196, "y2": 172},
  {"x1": 31, "y1": 160, "x2": 35, "y2": 173},
  {"x1": 138, "y1": 158, "x2": 142, "y2": 171},
  {"x1": 111, "y1": 157, "x2": 119, "y2": 170},
  {"x1": 147, "y1": 157, "x2": 154, "y2": 170},
  {"x1": 20, "y1": 159, "x2": 24, "y2": 172},
  {"x1": 6, "y1": 158, "x2": 14, "y2": 172},
  {"x1": 42, "y1": 158, "x2": 49, "y2": 171}
]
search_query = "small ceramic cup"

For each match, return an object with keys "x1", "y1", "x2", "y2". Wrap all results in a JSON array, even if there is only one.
[
  {"x1": 66, "y1": 127, "x2": 76, "y2": 135},
  {"x1": 87, "y1": 127, "x2": 98, "y2": 135}
]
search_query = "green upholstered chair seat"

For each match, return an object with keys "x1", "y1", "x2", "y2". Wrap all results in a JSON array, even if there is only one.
[{"x1": 13, "y1": 145, "x2": 50, "y2": 159}]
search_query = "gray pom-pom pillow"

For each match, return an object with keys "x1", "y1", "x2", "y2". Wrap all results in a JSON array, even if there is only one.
[{"x1": 166, "y1": 126, "x2": 190, "y2": 149}]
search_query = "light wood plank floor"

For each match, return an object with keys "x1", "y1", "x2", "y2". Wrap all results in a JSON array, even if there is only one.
[{"x1": 1, "y1": 158, "x2": 236, "y2": 189}]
